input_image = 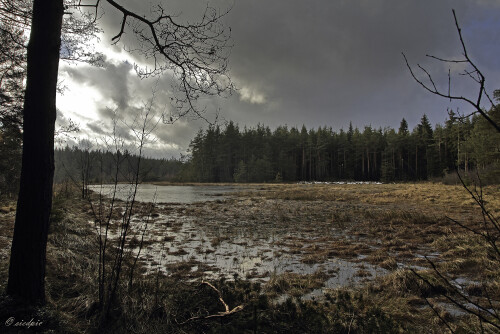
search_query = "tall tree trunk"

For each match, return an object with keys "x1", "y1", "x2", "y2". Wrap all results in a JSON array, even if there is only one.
[
  {"x1": 7, "y1": 0, "x2": 64, "y2": 304},
  {"x1": 317, "y1": 152, "x2": 320, "y2": 179},
  {"x1": 361, "y1": 150, "x2": 365, "y2": 179},
  {"x1": 309, "y1": 146, "x2": 312, "y2": 180},
  {"x1": 392, "y1": 148, "x2": 396, "y2": 174},
  {"x1": 415, "y1": 145, "x2": 418, "y2": 179},
  {"x1": 438, "y1": 137, "x2": 441, "y2": 164},
  {"x1": 400, "y1": 156, "x2": 404, "y2": 180},
  {"x1": 444, "y1": 140, "x2": 448, "y2": 169},
  {"x1": 367, "y1": 148, "x2": 370, "y2": 177},
  {"x1": 301, "y1": 146, "x2": 305, "y2": 180},
  {"x1": 343, "y1": 149, "x2": 346, "y2": 179},
  {"x1": 465, "y1": 151, "x2": 468, "y2": 174}
]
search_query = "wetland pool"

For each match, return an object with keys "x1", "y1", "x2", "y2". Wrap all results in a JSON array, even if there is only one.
[{"x1": 88, "y1": 183, "x2": 245, "y2": 203}]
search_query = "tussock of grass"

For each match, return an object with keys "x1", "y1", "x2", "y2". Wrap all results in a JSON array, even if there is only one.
[
  {"x1": 266, "y1": 271, "x2": 327, "y2": 297},
  {"x1": 380, "y1": 257, "x2": 398, "y2": 270},
  {"x1": 378, "y1": 269, "x2": 448, "y2": 298}
]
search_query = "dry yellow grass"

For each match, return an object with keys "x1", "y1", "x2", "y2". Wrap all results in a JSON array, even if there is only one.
[{"x1": 233, "y1": 182, "x2": 500, "y2": 217}]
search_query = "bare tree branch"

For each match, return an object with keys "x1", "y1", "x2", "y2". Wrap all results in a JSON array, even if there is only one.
[
  {"x1": 102, "y1": 0, "x2": 234, "y2": 119},
  {"x1": 403, "y1": 9, "x2": 500, "y2": 133}
]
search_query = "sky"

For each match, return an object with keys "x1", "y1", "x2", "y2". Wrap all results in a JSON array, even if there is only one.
[{"x1": 55, "y1": 0, "x2": 500, "y2": 158}]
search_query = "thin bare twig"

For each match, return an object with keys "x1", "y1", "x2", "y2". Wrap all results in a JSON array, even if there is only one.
[{"x1": 402, "y1": 10, "x2": 500, "y2": 133}]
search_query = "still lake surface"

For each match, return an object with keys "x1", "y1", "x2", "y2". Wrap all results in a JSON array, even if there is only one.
[{"x1": 88, "y1": 184, "x2": 242, "y2": 203}]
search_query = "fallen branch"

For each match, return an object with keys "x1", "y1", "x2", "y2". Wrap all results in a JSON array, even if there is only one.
[{"x1": 177, "y1": 281, "x2": 245, "y2": 325}]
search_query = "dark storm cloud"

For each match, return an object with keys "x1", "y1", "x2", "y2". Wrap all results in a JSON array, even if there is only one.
[
  {"x1": 218, "y1": 0, "x2": 500, "y2": 129},
  {"x1": 60, "y1": 0, "x2": 500, "y2": 157}
]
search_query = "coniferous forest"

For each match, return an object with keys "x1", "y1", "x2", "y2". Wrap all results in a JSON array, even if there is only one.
[
  {"x1": 53, "y1": 146, "x2": 184, "y2": 185},
  {"x1": 179, "y1": 108, "x2": 500, "y2": 183},
  {"x1": 50, "y1": 107, "x2": 500, "y2": 186}
]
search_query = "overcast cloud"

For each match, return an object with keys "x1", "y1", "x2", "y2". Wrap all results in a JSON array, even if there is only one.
[{"x1": 56, "y1": 0, "x2": 500, "y2": 158}]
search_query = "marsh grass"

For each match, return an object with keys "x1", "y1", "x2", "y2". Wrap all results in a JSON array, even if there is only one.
[
  {"x1": 1, "y1": 182, "x2": 499, "y2": 332},
  {"x1": 266, "y1": 271, "x2": 327, "y2": 298}
]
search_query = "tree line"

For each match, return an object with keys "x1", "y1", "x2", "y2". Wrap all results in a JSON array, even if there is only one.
[
  {"x1": 0, "y1": 21, "x2": 25, "y2": 197},
  {"x1": 54, "y1": 145, "x2": 183, "y2": 186},
  {"x1": 179, "y1": 108, "x2": 500, "y2": 183},
  {"x1": 4, "y1": 106, "x2": 500, "y2": 198}
]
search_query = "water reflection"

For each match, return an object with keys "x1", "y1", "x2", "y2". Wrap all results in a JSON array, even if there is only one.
[{"x1": 88, "y1": 184, "x2": 242, "y2": 203}]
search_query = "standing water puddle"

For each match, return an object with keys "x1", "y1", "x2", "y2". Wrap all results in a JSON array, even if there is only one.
[{"x1": 121, "y1": 210, "x2": 386, "y2": 291}]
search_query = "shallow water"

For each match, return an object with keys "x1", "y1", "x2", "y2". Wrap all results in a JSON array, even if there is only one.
[
  {"x1": 115, "y1": 209, "x2": 387, "y2": 293},
  {"x1": 88, "y1": 184, "x2": 242, "y2": 203}
]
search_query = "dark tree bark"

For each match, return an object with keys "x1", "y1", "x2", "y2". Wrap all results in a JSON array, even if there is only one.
[{"x1": 7, "y1": 0, "x2": 64, "y2": 303}]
